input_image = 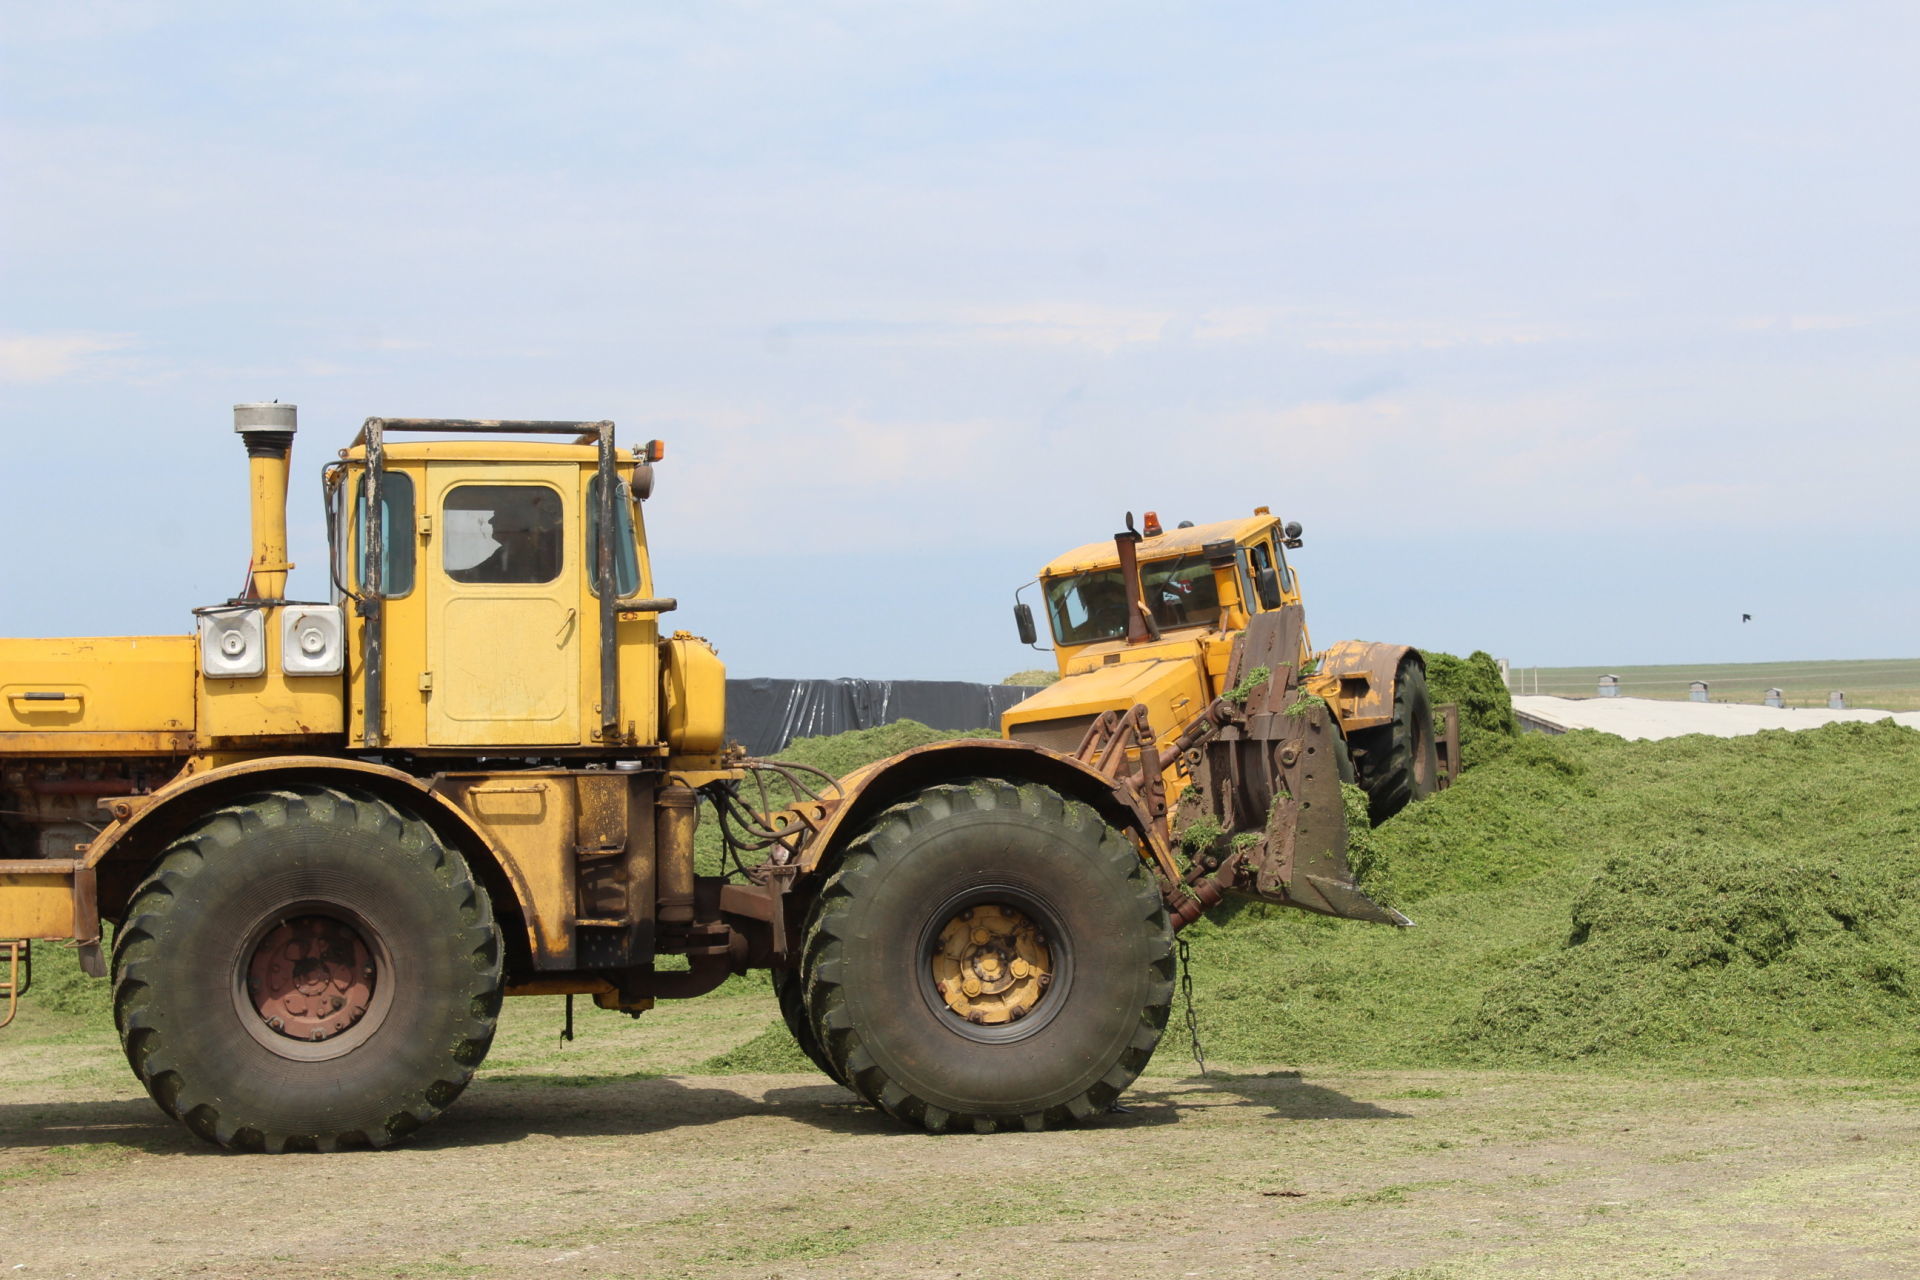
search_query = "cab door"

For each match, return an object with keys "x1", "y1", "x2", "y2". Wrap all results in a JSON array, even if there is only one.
[{"x1": 425, "y1": 463, "x2": 582, "y2": 747}]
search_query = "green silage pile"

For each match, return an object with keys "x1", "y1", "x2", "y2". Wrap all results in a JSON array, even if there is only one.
[
  {"x1": 762, "y1": 719, "x2": 987, "y2": 779},
  {"x1": 1421, "y1": 647, "x2": 1516, "y2": 768},
  {"x1": 1189, "y1": 719, "x2": 1920, "y2": 1077}
]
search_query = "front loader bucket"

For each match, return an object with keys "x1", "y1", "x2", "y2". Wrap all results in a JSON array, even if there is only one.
[
  {"x1": 1186, "y1": 609, "x2": 1410, "y2": 928},
  {"x1": 1250, "y1": 701, "x2": 1408, "y2": 926}
]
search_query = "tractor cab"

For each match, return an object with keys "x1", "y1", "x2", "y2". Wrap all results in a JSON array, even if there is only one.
[
  {"x1": 325, "y1": 420, "x2": 721, "y2": 757},
  {"x1": 1013, "y1": 508, "x2": 1308, "y2": 685}
]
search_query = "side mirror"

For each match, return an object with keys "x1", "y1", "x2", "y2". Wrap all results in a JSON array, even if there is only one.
[
  {"x1": 1255, "y1": 566, "x2": 1283, "y2": 610},
  {"x1": 1282, "y1": 520, "x2": 1303, "y2": 548},
  {"x1": 630, "y1": 463, "x2": 655, "y2": 502},
  {"x1": 1014, "y1": 602, "x2": 1039, "y2": 646}
]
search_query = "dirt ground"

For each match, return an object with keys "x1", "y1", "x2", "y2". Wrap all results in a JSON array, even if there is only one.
[{"x1": 4, "y1": 984, "x2": 1918, "y2": 1280}]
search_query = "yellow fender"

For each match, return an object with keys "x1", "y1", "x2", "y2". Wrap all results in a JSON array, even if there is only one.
[
  {"x1": 788, "y1": 737, "x2": 1183, "y2": 887},
  {"x1": 1307, "y1": 640, "x2": 1420, "y2": 734},
  {"x1": 81, "y1": 756, "x2": 544, "y2": 960}
]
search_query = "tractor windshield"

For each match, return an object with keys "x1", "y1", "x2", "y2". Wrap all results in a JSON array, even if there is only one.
[{"x1": 1043, "y1": 554, "x2": 1221, "y2": 645}]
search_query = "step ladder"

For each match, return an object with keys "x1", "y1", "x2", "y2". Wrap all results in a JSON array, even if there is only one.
[{"x1": 0, "y1": 940, "x2": 27, "y2": 1029}]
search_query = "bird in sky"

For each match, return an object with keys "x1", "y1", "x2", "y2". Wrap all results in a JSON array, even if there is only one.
[{"x1": 1742, "y1": 613, "x2": 1753, "y2": 623}]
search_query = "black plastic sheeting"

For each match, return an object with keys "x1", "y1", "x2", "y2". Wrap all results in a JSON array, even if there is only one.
[{"x1": 726, "y1": 679, "x2": 1040, "y2": 757}]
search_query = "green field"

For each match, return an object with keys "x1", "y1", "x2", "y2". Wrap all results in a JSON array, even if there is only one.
[{"x1": 1504, "y1": 657, "x2": 1920, "y2": 711}]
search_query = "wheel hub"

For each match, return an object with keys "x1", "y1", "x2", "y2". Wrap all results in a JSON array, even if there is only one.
[
  {"x1": 930, "y1": 904, "x2": 1052, "y2": 1026},
  {"x1": 246, "y1": 916, "x2": 375, "y2": 1043}
]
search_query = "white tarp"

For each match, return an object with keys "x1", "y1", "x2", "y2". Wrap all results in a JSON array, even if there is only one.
[{"x1": 1512, "y1": 695, "x2": 1920, "y2": 742}]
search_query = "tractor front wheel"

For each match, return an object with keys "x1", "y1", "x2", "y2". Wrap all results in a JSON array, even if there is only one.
[
  {"x1": 801, "y1": 779, "x2": 1173, "y2": 1133},
  {"x1": 111, "y1": 783, "x2": 502, "y2": 1152}
]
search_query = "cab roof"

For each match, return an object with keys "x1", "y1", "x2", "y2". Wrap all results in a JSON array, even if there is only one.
[
  {"x1": 1040, "y1": 513, "x2": 1279, "y2": 577},
  {"x1": 339, "y1": 441, "x2": 641, "y2": 464}
]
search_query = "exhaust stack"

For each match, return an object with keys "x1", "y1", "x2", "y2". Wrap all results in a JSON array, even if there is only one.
[{"x1": 233, "y1": 402, "x2": 297, "y2": 600}]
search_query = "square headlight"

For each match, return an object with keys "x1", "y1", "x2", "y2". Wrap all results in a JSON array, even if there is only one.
[
  {"x1": 198, "y1": 607, "x2": 267, "y2": 679},
  {"x1": 283, "y1": 605, "x2": 345, "y2": 677}
]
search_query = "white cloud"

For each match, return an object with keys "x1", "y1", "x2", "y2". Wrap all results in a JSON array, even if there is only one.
[
  {"x1": 1788, "y1": 315, "x2": 1871, "y2": 333},
  {"x1": 1300, "y1": 316, "x2": 1569, "y2": 355},
  {"x1": 1191, "y1": 307, "x2": 1283, "y2": 343},
  {"x1": 0, "y1": 332, "x2": 134, "y2": 384},
  {"x1": 1734, "y1": 314, "x2": 1874, "y2": 334},
  {"x1": 956, "y1": 304, "x2": 1173, "y2": 353}
]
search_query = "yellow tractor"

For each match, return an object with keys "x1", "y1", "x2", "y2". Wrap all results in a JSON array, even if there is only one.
[
  {"x1": 0, "y1": 408, "x2": 1421, "y2": 1151},
  {"x1": 1003, "y1": 508, "x2": 1454, "y2": 910}
]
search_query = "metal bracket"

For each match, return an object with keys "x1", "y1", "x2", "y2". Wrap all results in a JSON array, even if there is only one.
[
  {"x1": 1436, "y1": 703, "x2": 1461, "y2": 789},
  {"x1": 0, "y1": 940, "x2": 28, "y2": 1030}
]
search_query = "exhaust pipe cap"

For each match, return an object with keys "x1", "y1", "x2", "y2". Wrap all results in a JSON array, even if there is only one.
[{"x1": 234, "y1": 402, "x2": 297, "y2": 435}]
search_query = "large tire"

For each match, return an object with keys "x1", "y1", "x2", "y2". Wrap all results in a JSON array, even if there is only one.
[
  {"x1": 111, "y1": 783, "x2": 502, "y2": 1152},
  {"x1": 801, "y1": 778, "x2": 1173, "y2": 1133},
  {"x1": 1351, "y1": 656, "x2": 1439, "y2": 824}
]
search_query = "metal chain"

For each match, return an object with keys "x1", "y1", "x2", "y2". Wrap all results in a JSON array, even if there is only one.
[{"x1": 1177, "y1": 936, "x2": 1208, "y2": 1077}]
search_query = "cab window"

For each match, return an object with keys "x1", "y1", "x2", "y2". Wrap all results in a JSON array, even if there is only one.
[
  {"x1": 586, "y1": 475, "x2": 641, "y2": 597},
  {"x1": 443, "y1": 485, "x2": 564, "y2": 584},
  {"x1": 1246, "y1": 539, "x2": 1284, "y2": 609},
  {"x1": 1043, "y1": 554, "x2": 1223, "y2": 645},
  {"x1": 1045, "y1": 570, "x2": 1126, "y2": 645},
  {"x1": 353, "y1": 472, "x2": 416, "y2": 597},
  {"x1": 1145, "y1": 556, "x2": 1220, "y2": 630}
]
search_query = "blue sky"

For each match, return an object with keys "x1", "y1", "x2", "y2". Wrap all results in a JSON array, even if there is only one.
[{"x1": 3, "y1": 2, "x2": 1914, "y2": 681}]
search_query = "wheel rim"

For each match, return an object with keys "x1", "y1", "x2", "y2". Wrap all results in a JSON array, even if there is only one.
[
  {"x1": 918, "y1": 889, "x2": 1073, "y2": 1044},
  {"x1": 232, "y1": 904, "x2": 395, "y2": 1062}
]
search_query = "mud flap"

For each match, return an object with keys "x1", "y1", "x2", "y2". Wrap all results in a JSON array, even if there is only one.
[{"x1": 1191, "y1": 608, "x2": 1410, "y2": 927}]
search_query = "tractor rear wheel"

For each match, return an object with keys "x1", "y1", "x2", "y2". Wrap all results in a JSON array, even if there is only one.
[
  {"x1": 801, "y1": 778, "x2": 1173, "y2": 1133},
  {"x1": 1351, "y1": 656, "x2": 1439, "y2": 823},
  {"x1": 111, "y1": 783, "x2": 502, "y2": 1152}
]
